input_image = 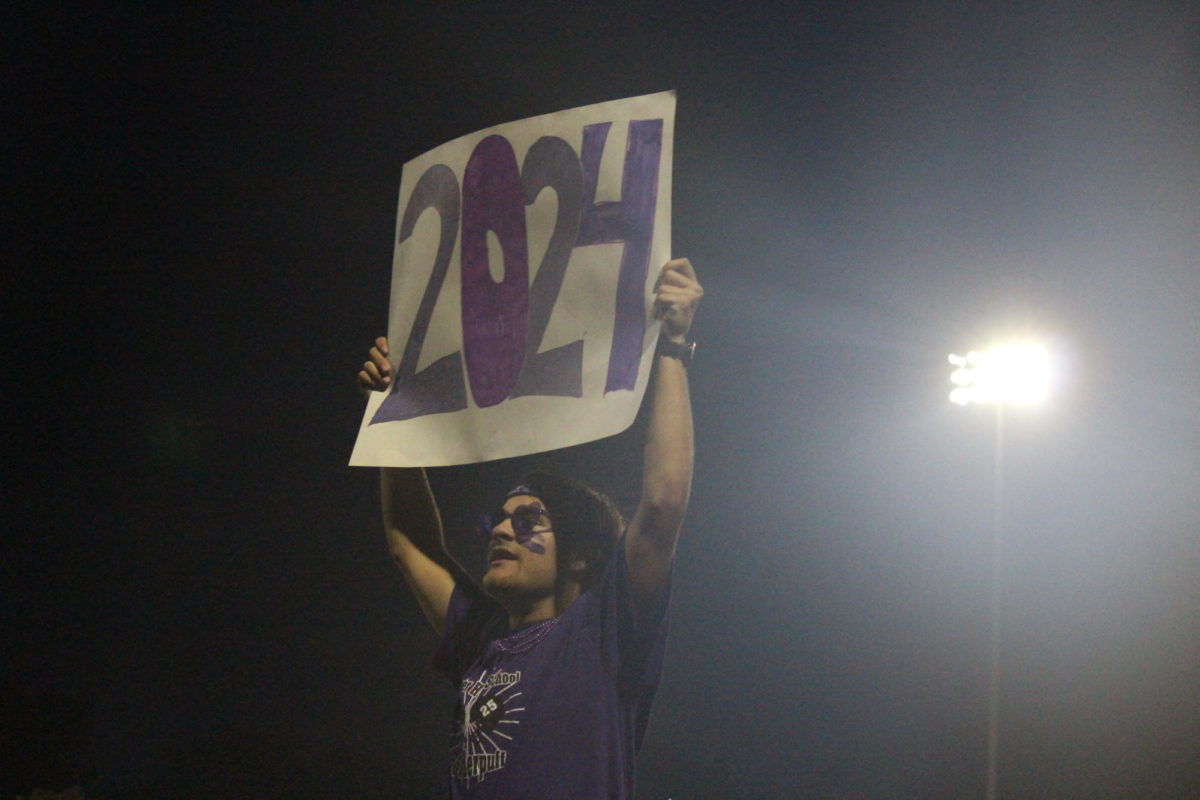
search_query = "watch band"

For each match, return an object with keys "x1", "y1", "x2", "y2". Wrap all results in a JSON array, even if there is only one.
[{"x1": 655, "y1": 336, "x2": 696, "y2": 368}]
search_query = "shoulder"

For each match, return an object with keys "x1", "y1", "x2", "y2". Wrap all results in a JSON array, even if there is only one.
[{"x1": 433, "y1": 578, "x2": 506, "y2": 679}]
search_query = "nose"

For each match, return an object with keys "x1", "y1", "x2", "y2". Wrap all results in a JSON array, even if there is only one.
[{"x1": 490, "y1": 521, "x2": 515, "y2": 541}]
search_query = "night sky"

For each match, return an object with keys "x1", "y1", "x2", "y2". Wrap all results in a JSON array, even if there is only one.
[{"x1": 7, "y1": 3, "x2": 1199, "y2": 798}]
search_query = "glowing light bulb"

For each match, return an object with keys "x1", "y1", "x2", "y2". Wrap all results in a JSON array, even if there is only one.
[{"x1": 948, "y1": 343, "x2": 1051, "y2": 405}]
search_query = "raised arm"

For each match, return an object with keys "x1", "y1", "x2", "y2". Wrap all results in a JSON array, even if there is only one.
[
  {"x1": 624, "y1": 259, "x2": 702, "y2": 617},
  {"x1": 360, "y1": 337, "x2": 462, "y2": 634}
]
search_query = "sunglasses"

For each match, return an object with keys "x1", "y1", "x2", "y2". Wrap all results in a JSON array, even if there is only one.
[{"x1": 478, "y1": 503, "x2": 552, "y2": 546}]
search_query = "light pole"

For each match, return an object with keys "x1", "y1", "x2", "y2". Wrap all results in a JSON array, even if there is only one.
[{"x1": 948, "y1": 343, "x2": 1050, "y2": 800}]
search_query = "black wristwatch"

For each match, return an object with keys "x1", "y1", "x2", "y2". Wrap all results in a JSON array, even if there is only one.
[{"x1": 655, "y1": 336, "x2": 696, "y2": 368}]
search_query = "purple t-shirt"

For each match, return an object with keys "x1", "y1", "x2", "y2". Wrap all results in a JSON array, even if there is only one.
[{"x1": 432, "y1": 538, "x2": 670, "y2": 799}]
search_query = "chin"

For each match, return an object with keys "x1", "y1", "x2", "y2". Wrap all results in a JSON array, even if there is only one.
[{"x1": 481, "y1": 571, "x2": 511, "y2": 598}]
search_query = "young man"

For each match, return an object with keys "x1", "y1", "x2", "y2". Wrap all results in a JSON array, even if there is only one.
[{"x1": 358, "y1": 258, "x2": 702, "y2": 799}]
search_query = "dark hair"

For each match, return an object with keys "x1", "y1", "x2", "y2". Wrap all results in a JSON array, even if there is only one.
[{"x1": 510, "y1": 471, "x2": 623, "y2": 590}]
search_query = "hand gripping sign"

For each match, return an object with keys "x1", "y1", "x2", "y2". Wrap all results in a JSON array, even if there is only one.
[{"x1": 350, "y1": 91, "x2": 675, "y2": 467}]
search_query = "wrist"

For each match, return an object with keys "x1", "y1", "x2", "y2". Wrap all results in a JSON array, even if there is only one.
[{"x1": 655, "y1": 335, "x2": 695, "y2": 367}]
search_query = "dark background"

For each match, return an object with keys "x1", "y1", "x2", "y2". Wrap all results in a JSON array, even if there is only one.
[{"x1": 7, "y1": 2, "x2": 1198, "y2": 798}]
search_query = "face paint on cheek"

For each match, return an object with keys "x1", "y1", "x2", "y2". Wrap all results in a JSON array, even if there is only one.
[{"x1": 520, "y1": 531, "x2": 548, "y2": 555}]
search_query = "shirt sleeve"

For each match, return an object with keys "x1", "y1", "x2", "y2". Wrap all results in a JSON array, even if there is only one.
[
  {"x1": 592, "y1": 534, "x2": 672, "y2": 697},
  {"x1": 612, "y1": 536, "x2": 672, "y2": 750},
  {"x1": 431, "y1": 578, "x2": 503, "y2": 682}
]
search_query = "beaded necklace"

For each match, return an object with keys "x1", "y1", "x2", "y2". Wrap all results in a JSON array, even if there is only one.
[{"x1": 493, "y1": 615, "x2": 561, "y2": 655}]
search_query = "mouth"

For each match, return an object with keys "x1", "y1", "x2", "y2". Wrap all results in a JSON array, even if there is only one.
[{"x1": 488, "y1": 547, "x2": 518, "y2": 566}]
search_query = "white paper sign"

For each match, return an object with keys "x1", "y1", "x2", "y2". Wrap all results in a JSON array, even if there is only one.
[{"x1": 350, "y1": 91, "x2": 675, "y2": 467}]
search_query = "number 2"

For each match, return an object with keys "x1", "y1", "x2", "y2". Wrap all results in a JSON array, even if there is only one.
[{"x1": 370, "y1": 164, "x2": 467, "y2": 424}]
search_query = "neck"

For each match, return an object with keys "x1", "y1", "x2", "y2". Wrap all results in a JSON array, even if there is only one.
[{"x1": 505, "y1": 582, "x2": 582, "y2": 630}]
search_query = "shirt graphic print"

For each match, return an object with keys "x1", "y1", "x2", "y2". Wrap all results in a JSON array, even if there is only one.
[{"x1": 450, "y1": 666, "x2": 524, "y2": 783}]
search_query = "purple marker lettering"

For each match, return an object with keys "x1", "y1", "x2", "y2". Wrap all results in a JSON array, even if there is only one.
[
  {"x1": 510, "y1": 135, "x2": 586, "y2": 399},
  {"x1": 460, "y1": 135, "x2": 529, "y2": 408},
  {"x1": 371, "y1": 163, "x2": 466, "y2": 424},
  {"x1": 576, "y1": 119, "x2": 663, "y2": 393}
]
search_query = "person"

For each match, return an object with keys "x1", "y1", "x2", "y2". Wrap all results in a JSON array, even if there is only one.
[{"x1": 357, "y1": 258, "x2": 703, "y2": 799}]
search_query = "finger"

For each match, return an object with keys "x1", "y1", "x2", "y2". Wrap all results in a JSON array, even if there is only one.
[
  {"x1": 374, "y1": 336, "x2": 389, "y2": 356},
  {"x1": 658, "y1": 266, "x2": 700, "y2": 294},
  {"x1": 362, "y1": 360, "x2": 390, "y2": 388},
  {"x1": 655, "y1": 259, "x2": 687, "y2": 287},
  {"x1": 657, "y1": 270, "x2": 689, "y2": 289},
  {"x1": 663, "y1": 257, "x2": 696, "y2": 281},
  {"x1": 368, "y1": 346, "x2": 392, "y2": 375},
  {"x1": 653, "y1": 295, "x2": 689, "y2": 317},
  {"x1": 653, "y1": 294, "x2": 683, "y2": 312},
  {"x1": 654, "y1": 287, "x2": 699, "y2": 306},
  {"x1": 656, "y1": 281, "x2": 697, "y2": 296},
  {"x1": 658, "y1": 278, "x2": 703, "y2": 298}
]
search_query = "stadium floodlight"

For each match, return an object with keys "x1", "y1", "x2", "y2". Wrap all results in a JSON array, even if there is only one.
[
  {"x1": 949, "y1": 343, "x2": 1051, "y2": 406},
  {"x1": 946, "y1": 339, "x2": 1056, "y2": 800}
]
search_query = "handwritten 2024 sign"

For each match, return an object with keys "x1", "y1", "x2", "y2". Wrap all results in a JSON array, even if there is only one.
[{"x1": 351, "y1": 91, "x2": 675, "y2": 467}]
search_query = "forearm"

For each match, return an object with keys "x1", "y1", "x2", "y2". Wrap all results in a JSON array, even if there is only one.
[
  {"x1": 380, "y1": 467, "x2": 455, "y2": 569},
  {"x1": 640, "y1": 352, "x2": 694, "y2": 535},
  {"x1": 361, "y1": 341, "x2": 458, "y2": 631},
  {"x1": 380, "y1": 467, "x2": 461, "y2": 632},
  {"x1": 624, "y1": 350, "x2": 694, "y2": 612},
  {"x1": 619, "y1": 257, "x2": 701, "y2": 611}
]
